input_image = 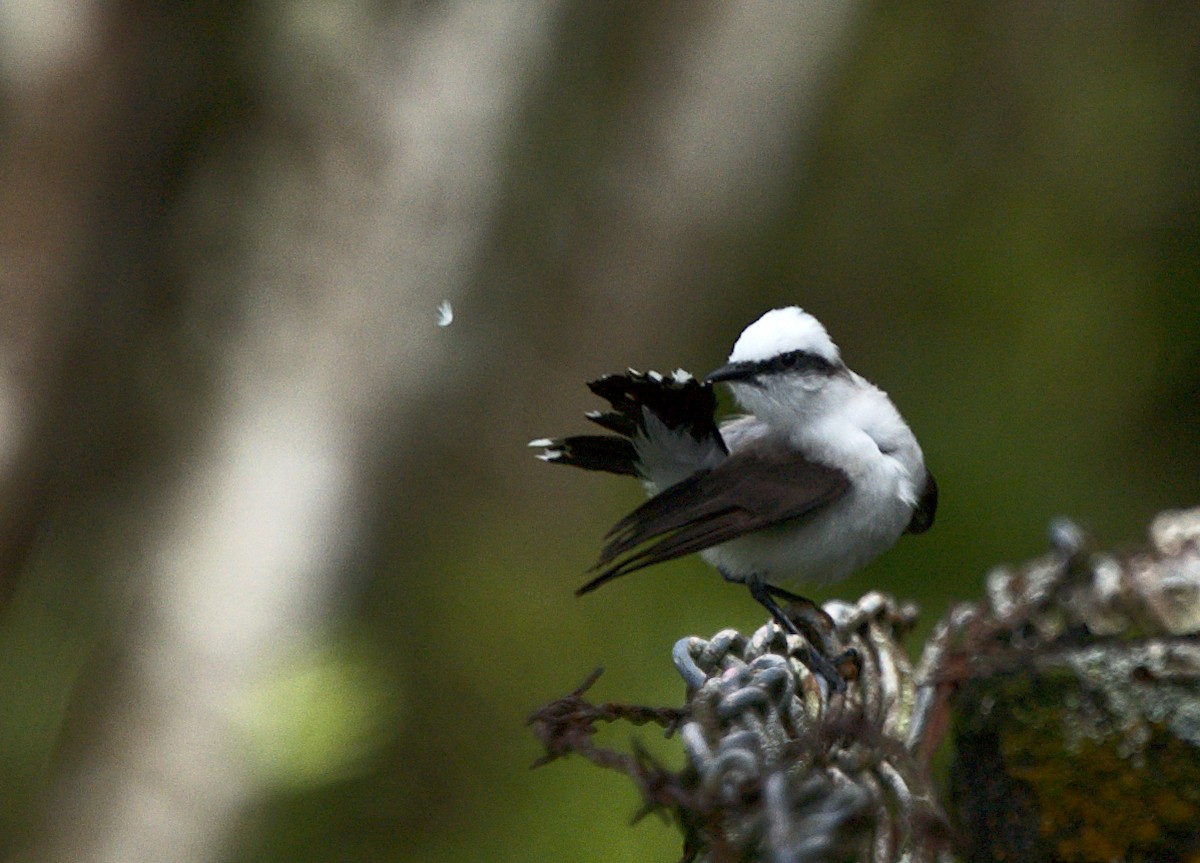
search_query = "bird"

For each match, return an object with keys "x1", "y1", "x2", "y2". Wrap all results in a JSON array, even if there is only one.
[{"x1": 530, "y1": 307, "x2": 937, "y2": 689}]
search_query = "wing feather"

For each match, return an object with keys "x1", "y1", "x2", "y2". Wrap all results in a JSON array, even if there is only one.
[{"x1": 577, "y1": 449, "x2": 849, "y2": 594}]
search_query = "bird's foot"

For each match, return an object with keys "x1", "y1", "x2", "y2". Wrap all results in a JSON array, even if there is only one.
[{"x1": 744, "y1": 575, "x2": 855, "y2": 693}]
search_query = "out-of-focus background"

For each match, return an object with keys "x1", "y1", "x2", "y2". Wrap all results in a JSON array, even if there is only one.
[{"x1": 0, "y1": 2, "x2": 1197, "y2": 861}]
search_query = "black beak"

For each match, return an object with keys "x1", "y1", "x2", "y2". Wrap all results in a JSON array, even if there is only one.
[{"x1": 705, "y1": 361, "x2": 760, "y2": 384}]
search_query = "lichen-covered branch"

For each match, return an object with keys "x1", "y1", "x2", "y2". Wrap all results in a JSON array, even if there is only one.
[{"x1": 929, "y1": 509, "x2": 1200, "y2": 862}]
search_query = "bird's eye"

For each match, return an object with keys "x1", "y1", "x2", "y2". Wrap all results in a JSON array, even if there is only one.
[
  {"x1": 771, "y1": 351, "x2": 833, "y2": 375},
  {"x1": 782, "y1": 351, "x2": 809, "y2": 370}
]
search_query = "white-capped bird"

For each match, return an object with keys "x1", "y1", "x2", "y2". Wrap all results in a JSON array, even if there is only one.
[{"x1": 530, "y1": 307, "x2": 936, "y2": 688}]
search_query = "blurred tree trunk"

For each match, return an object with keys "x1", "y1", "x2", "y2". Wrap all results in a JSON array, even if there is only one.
[{"x1": 3, "y1": 1, "x2": 566, "y2": 860}]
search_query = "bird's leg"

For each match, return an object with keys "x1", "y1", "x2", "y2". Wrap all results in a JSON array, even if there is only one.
[
  {"x1": 760, "y1": 585, "x2": 842, "y2": 655},
  {"x1": 727, "y1": 570, "x2": 838, "y2": 650},
  {"x1": 765, "y1": 584, "x2": 862, "y2": 684},
  {"x1": 741, "y1": 574, "x2": 850, "y2": 693},
  {"x1": 719, "y1": 570, "x2": 845, "y2": 662}
]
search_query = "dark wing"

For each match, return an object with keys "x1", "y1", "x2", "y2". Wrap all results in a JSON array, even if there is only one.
[
  {"x1": 905, "y1": 468, "x2": 937, "y2": 533},
  {"x1": 530, "y1": 370, "x2": 724, "y2": 476},
  {"x1": 577, "y1": 449, "x2": 850, "y2": 595}
]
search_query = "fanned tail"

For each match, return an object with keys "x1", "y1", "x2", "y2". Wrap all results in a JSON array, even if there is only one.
[{"x1": 528, "y1": 369, "x2": 725, "y2": 478}]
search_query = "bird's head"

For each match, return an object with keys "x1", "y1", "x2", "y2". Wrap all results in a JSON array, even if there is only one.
[{"x1": 706, "y1": 307, "x2": 847, "y2": 415}]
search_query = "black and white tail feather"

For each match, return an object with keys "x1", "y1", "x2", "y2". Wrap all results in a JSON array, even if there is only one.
[
  {"x1": 531, "y1": 368, "x2": 735, "y2": 594},
  {"x1": 531, "y1": 369, "x2": 723, "y2": 479}
]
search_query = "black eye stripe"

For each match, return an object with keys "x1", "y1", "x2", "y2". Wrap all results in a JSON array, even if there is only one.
[{"x1": 759, "y1": 350, "x2": 835, "y2": 375}]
